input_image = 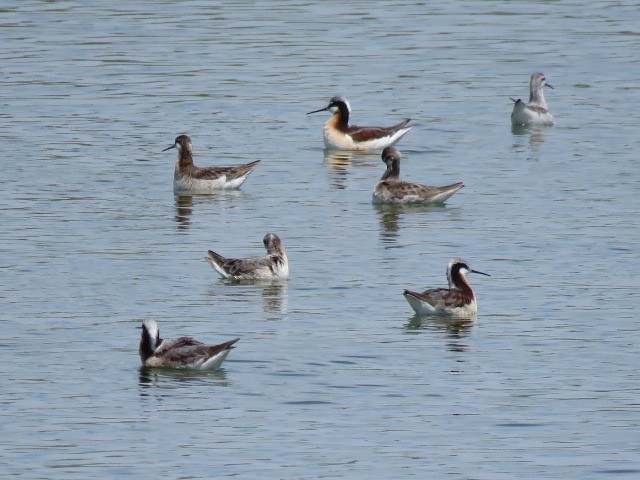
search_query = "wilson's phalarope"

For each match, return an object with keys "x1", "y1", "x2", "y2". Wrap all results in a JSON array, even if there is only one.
[
  {"x1": 139, "y1": 319, "x2": 239, "y2": 370},
  {"x1": 205, "y1": 233, "x2": 289, "y2": 280},
  {"x1": 510, "y1": 73, "x2": 554, "y2": 126},
  {"x1": 403, "y1": 258, "x2": 489, "y2": 317},
  {"x1": 372, "y1": 147, "x2": 464, "y2": 204},
  {"x1": 163, "y1": 135, "x2": 260, "y2": 193},
  {"x1": 307, "y1": 96, "x2": 412, "y2": 151}
]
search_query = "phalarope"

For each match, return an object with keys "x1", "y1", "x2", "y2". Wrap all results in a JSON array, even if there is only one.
[
  {"x1": 403, "y1": 258, "x2": 489, "y2": 317},
  {"x1": 307, "y1": 96, "x2": 412, "y2": 151},
  {"x1": 163, "y1": 135, "x2": 260, "y2": 193},
  {"x1": 510, "y1": 73, "x2": 554, "y2": 125},
  {"x1": 139, "y1": 319, "x2": 239, "y2": 370},
  {"x1": 205, "y1": 233, "x2": 289, "y2": 280},
  {"x1": 372, "y1": 147, "x2": 464, "y2": 204}
]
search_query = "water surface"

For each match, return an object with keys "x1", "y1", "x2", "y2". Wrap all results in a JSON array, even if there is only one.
[{"x1": 1, "y1": 1, "x2": 639, "y2": 478}]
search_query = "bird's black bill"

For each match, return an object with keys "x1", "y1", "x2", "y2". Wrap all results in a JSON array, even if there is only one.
[
  {"x1": 306, "y1": 106, "x2": 330, "y2": 115},
  {"x1": 471, "y1": 269, "x2": 490, "y2": 277},
  {"x1": 162, "y1": 144, "x2": 176, "y2": 152}
]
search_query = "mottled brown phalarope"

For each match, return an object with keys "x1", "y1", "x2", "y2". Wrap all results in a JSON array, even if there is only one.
[
  {"x1": 372, "y1": 147, "x2": 464, "y2": 204},
  {"x1": 139, "y1": 319, "x2": 239, "y2": 370},
  {"x1": 163, "y1": 135, "x2": 260, "y2": 193},
  {"x1": 205, "y1": 233, "x2": 289, "y2": 280}
]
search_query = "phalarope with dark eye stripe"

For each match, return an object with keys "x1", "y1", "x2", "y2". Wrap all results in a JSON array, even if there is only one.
[
  {"x1": 139, "y1": 319, "x2": 239, "y2": 370},
  {"x1": 163, "y1": 135, "x2": 260, "y2": 193},
  {"x1": 372, "y1": 147, "x2": 464, "y2": 204},
  {"x1": 205, "y1": 233, "x2": 289, "y2": 280},
  {"x1": 510, "y1": 73, "x2": 554, "y2": 126},
  {"x1": 307, "y1": 96, "x2": 412, "y2": 151},
  {"x1": 403, "y1": 258, "x2": 489, "y2": 318}
]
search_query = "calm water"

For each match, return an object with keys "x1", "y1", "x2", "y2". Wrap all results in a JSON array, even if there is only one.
[{"x1": 1, "y1": 1, "x2": 639, "y2": 478}]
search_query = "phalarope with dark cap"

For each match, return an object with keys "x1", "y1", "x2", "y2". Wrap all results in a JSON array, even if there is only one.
[
  {"x1": 163, "y1": 135, "x2": 260, "y2": 193},
  {"x1": 205, "y1": 233, "x2": 289, "y2": 280},
  {"x1": 373, "y1": 147, "x2": 464, "y2": 204},
  {"x1": 307, "y1": 96, "x2": 412, "y2": 151},
  {"x1": 139, "y1": 319, "x2": 239, "y2": 370},
  {"x1": 403, "y1": 258, "x2": 489, "y2": 317},
  {"x1": 510, "y1": 73, "x2": 554, "y2": 125}
]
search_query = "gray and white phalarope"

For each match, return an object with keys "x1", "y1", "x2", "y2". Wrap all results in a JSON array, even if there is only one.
[
  {"x1": 372, "y1": 147, "x2": 464, "y2": 204},
  {"x1": 510, "y1": 73, "x2": 554, "y2": 126},
  {"x1": 403, "y1": 258, "x2": 489, "y2": 317},
  {"x1": 205, "y1": 233, "x2": 289, "y2": 280},
  {"x1": 139, "y1": 319, "x2": 239, "y2": 370},
  {"x1": 307, "y1": 96, "x2": 412, "y2": 151},
  {"x1": 163, "y1": 135, "x2": 260, "y2": 193}
]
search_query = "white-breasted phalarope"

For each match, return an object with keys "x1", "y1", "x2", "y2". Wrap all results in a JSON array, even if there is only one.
[
  {"x1": 403, "y1": 258, "x2": 489, "y2": 318},
  {"x1": 205, "y1": 233, "x2": 289, "y2": 280},
  {"x1": 306, "y1": 96, "x2": 412, "y2": 151},
  {"x1": 510, "y1": 73, "x2": 554, "y2": 126},
  {"x1": 163, "y1": 135, "x2": 260, "y2": 193},
  {"x1": 372, "y1": 147, "x2": 464, "y2": 204},
  {"x1": 139, "y1": 319, "x2": 239, "y2": 370}
]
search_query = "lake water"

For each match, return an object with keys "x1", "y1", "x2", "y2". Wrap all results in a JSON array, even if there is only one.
[{"x1": 1, "y1": 1, "x2": 639, "y2": 478}]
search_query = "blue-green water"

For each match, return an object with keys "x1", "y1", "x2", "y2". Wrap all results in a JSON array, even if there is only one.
[{"x1": 1, "y1": 1, "x2": 639, "y2": 478}]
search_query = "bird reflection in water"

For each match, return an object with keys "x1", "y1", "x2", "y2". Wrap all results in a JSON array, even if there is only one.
[
  {"x1": 373, "y1": 203, "x2": 449, "y2": 245},
  {"x1": 174, "y1": 194, "x2": 194, "y2": 231},
  {"x1": 323, "y1": 150, "x2": 374, "y2": 190},
  {"x1": 405, "y1": 315, "x2": 474, "y2": 352},
  {"x1": 261, "y1": 281, "x2": 288, "y2": 313},
  {"x1": 206, "y1": 279, "x2": 288, "y2": 315},
  {"x1": 511, "y1": 123, "x2": 549, "y2": 162},
  {"x1": 373, "y1": 203, "x2": 402, "y2": 244},
  {"x1": 138, "y1": 365, "x2": 230, "y2": 395},
  {"x1": 174, "y1": 191, "x2": 245, "y2": 232}
]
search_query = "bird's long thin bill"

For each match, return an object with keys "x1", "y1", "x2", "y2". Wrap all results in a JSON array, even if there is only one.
[
  {"x1": 306, "y1": 106, "x2": 329, "y2": 115},
  {"x1": 162, "y1": 144, "x2": 175, "y2": 152},
  {"x1": 546, "y1": 83, "x2": 554, "y2": 89},
  {"x1": 472, "y1": 269, "x2": 490, "y2": 277}
]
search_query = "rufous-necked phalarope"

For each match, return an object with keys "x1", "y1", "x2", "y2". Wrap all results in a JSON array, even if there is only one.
[
  {"x1": 163, "y1": 135, "x2": 260, "y2": 193},
  {"x1": 205, "y1": 233, "x2": 289, "y2": 280},
  {"x1": 403, "y1": 258, "x2": 489, "y2": 318},
  {"x1": 139, "y1": 319, "x2": 239, "y2": 370},
  {"x1": 510, "y1": 73, "x2": 554, "y2": 126},
  {"x1": 372, "y1": 147, "x2": 464, "y2": 204},
  {"x1": 306, "y1": 96, "x2": 412, "y2": 151}
]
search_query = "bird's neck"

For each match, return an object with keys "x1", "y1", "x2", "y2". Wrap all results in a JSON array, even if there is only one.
[
  {"x1": 177, "y1": 149, "x2": 194, "y2": 169},
  {"x1": 453, "y1": 274, "x2": 475, "y2": 299},
  {"x1": 529, "y1": 88, "x2": 547, "y2": 108},
  {"x1": 380, "y1": 162, "x2": 400, "y2": 181}
]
